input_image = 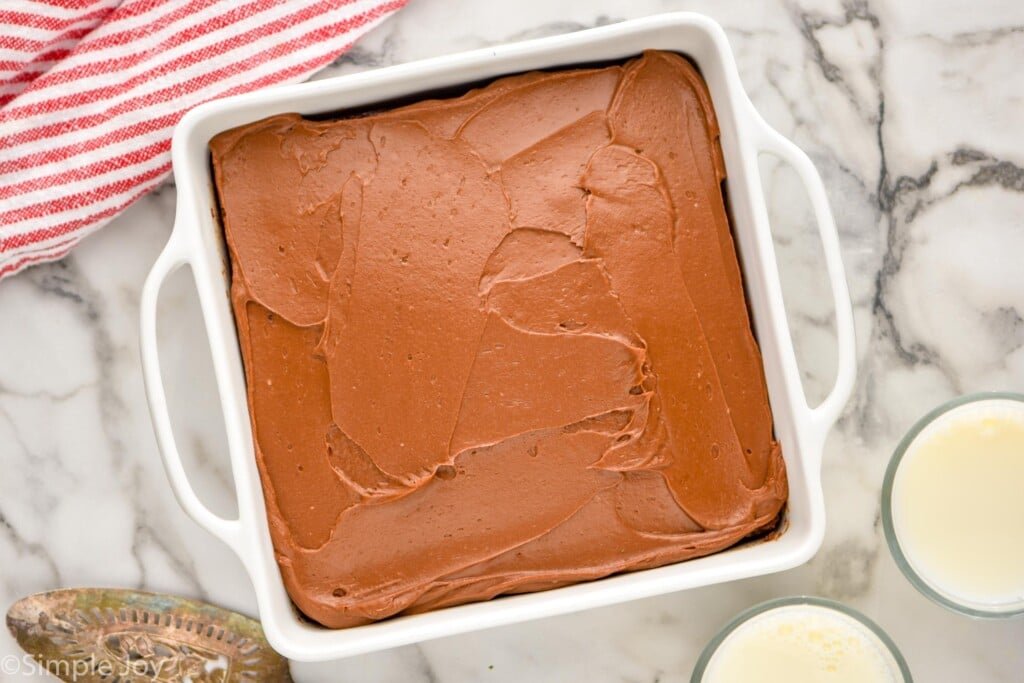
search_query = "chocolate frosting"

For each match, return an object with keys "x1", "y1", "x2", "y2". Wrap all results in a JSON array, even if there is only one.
[{"x1": 210, "y1": 51, "x2": 787, "y2": 628}]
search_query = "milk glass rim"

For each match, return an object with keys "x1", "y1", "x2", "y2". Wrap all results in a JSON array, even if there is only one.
[
  {"x1": 881, "y1": 392, "x2": 1024, "y2": 619},
  {"x1": 690, "y1": 595, "x2": 912, "y2": 682}
]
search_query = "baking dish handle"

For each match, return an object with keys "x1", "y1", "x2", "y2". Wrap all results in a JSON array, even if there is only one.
[
  {"x1": 751, "y1": 119, "x2": 857, "y2": 444},
  {"x1": 140, "y1": 233, "x2": 243, "y2": 553}
]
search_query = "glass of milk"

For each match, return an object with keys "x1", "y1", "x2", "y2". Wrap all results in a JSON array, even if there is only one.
[
  {"x1": 691, "y1": 596, "x2": 911, "y2": 683},
  {"x1": 882, "y1": 393, "x2": 1024, "y2": 617}
]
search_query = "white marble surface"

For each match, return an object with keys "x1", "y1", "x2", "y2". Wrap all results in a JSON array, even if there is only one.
[{"x1": 2, "y1": 0, "x2": 1024, "y2": 680}]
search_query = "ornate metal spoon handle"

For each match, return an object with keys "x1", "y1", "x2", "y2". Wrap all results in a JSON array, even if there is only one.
[{"x1": 6, "y1": 588, "x2": 292, "y2": 682}]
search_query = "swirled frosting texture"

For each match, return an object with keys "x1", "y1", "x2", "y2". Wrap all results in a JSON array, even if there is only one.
[{"x1": 210, "y1": 51, "x2": 787, "y2": 629}]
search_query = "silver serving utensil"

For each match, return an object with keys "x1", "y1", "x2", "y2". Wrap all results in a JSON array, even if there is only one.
[{"x1": 6, "y1": 588, "x2": 292, "y2": 682}]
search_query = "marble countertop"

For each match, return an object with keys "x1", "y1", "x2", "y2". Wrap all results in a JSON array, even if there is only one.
[{"x1": 2, "y1": 0, "x2": 1023, "y2": 680}]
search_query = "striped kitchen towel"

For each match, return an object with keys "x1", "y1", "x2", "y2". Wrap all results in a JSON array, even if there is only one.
[{"x1": 0, "y1": 0, "x2": 407, "y2": 281}]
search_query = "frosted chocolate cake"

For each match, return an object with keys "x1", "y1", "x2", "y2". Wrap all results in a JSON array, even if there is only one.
[{"x1": 210, "y1": 50, "x2": 787, "y2": 628}]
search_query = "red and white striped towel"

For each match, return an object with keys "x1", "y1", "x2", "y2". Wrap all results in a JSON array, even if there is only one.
[{"x1": 0, "y1": 0, "x2": 407, "y2": 281}]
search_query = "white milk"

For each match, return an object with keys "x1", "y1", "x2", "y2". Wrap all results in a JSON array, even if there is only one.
[
  {"x1": 702, "y1": 604, "x2": 901, "y2": 683},
  {"x1": 892, "y1": 399, "x2": 1024, "y2": 611}
]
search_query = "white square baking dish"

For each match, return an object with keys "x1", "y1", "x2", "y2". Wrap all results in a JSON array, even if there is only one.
[{"x1": 140, "y1": 12, "x2": 856, "y2": 661}]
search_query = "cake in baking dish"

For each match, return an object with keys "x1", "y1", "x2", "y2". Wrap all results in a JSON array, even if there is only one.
[{"x1": 210, "y1": 50, "x2": 787, "y2": 628}]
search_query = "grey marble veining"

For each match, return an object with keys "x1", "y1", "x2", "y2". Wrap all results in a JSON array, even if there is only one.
[{"x1": 2, "y1": 1, "x2": 1023, "y2": 680}]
